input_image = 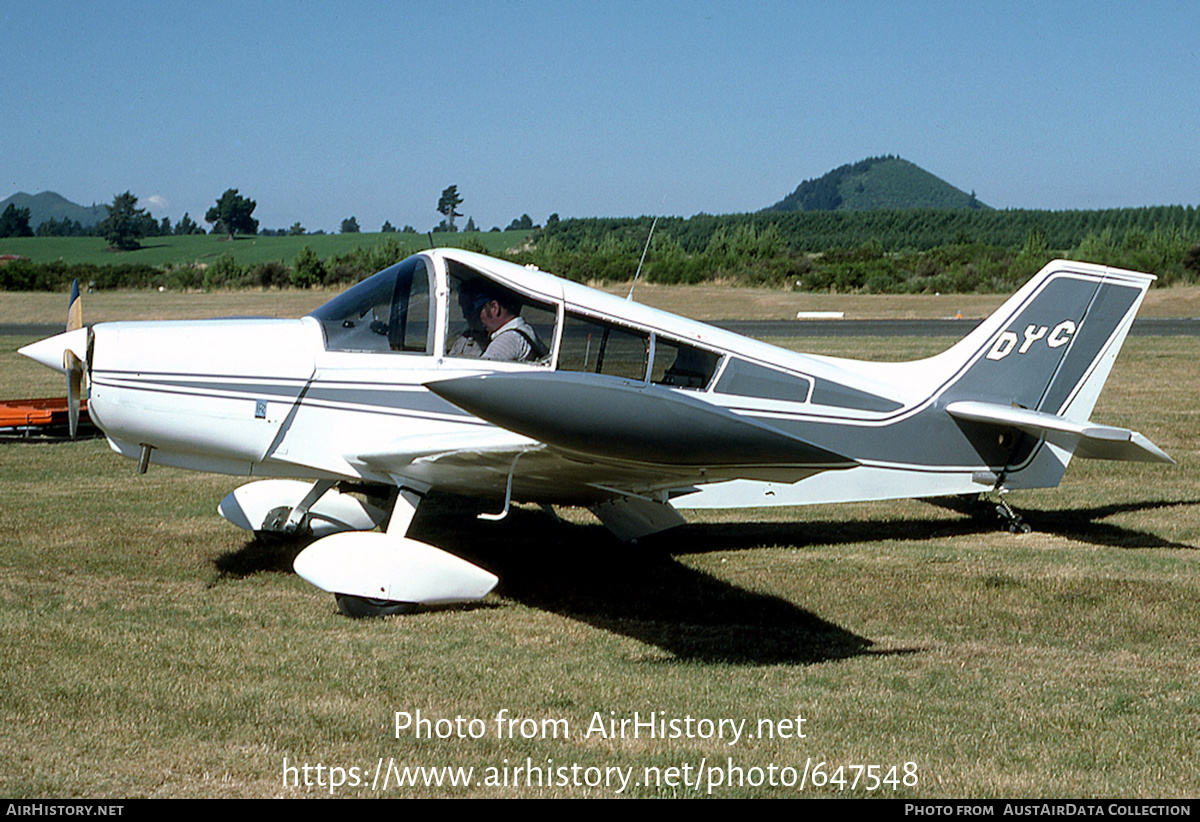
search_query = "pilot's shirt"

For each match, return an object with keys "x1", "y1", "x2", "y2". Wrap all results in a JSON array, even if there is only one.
[
  {"x1": 482, "y1": 316, "x2": 539, "y2": 362},
  {"x1": 448, "y1": 329, "x2": 486, "y2": 357}
]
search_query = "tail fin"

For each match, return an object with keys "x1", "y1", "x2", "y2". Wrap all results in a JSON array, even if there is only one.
[
  {"x1": 937, "y1": 260, "x2": 1170, "y2": 482},
  {"x1": 941, "y1": 260, "x2": 1152, "y2": 418}
]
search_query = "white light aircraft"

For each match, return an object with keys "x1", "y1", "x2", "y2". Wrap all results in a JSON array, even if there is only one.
[{"x1": 20, "y1": 250, "x2": 1172, "y2": 616}]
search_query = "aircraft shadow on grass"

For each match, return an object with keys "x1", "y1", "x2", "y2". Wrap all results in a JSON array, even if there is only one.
[
  {"x1": 212, "y1": 493, "x2": 1196, "y2": 664},
  {"x1": 918, "y1": 495, "x2": 1200, "y2": 551},
  {"x1": 446, "y1": 517, "x2": 886, "y2": 666},
  {"x1": 211, "y1": 489, "x2": 1195, "y2": 662},
  {"x1": 210, "y1": 496, "x2": 881, "y2": 664}
]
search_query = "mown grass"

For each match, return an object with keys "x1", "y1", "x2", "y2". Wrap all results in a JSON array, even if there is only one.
[{"x1": 0, "y1": 333, "x2": 1196, "y2": 798}]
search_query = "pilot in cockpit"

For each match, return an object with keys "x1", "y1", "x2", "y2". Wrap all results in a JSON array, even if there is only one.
[
  {"x1": 448, "y1": 284, "x2": 491, "y2": 358},
  {"x1": 452, "y1": 280, "x2": 547, "y2": 362}
]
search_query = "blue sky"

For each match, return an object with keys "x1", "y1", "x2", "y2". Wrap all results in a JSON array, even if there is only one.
[{"x1": 3, "y1": 1, "x2": 1196, "y2": 233}]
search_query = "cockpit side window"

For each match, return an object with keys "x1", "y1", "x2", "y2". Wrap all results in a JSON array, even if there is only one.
[
  {"x1": 309, "y1": 256, "x2": 433, "y2": 353},
  {"x1": 444, "y1": 260, "x2": 557, "y2": 364},
  {"x1": 557, "y1": 311, "x2": 649, "y2": 380}
]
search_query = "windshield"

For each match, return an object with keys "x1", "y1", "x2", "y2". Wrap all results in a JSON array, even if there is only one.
[{"x1": 308, "y1": 256, "x2": 433, "y2": 353}]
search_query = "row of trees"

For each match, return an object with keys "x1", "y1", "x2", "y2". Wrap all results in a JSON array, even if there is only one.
[
  {"x1": 536, "y1": 206, "x2": 1200, "y2": 256},
  {"x1": 510, "y1": 217, "x2": 1200, "y2": 290},
  {"x1": 428, "y1": 184, "x2": 548, "y2": 234},
  {"x1": 37, "y1": 213, "x2": 205, "y2": 238},
  {"x1": 0, "y1": 191, "x2": 252, "y2": 244},
  {"x1": 3, "y1": 183, "x2": 545, "y2": 244},
  {"x1": 0, "y1": 235, "x2": 428, "y2": 292},
  {"x1": 16, "y1": 182, "x2": 1198, "y2": 293},
  {"x1": 203, "y1": 183, "x2": 544, "y2": 237},
  {"x1": 94, "y1": 189, "x2": 258, "y2": 250},
  {"x1": 6, "y1": 216, "x2": 1199, "y2": 295}
]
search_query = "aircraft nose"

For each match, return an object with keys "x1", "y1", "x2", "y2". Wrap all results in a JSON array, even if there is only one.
[{"x1": 18, "y1": 327, "x2": 89, "y2": 373}]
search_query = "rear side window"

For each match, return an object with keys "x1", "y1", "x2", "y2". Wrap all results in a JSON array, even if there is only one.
[
  {"x1": 652, "y1": 337, "x2": 720, "y2": 390},
  {"x1": 714, "y1": 358, "x2": 812, "y2": 403},
  {"x1": 557, "y1": 312, "x2": 648, "y2": 380}
]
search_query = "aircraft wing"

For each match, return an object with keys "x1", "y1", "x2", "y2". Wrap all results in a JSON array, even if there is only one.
[
  {"x1": 425, "y1": 371, "x2": 858, "y2": 470},
  {"x1": 944, "y1": 401, "x2": 1173, "y2": 464},
  {"x1": 353, "y1": 425, "x2": 683, "y2": 502},
  {"x1": 343, "y1": 369, "x2": 859, "y2": 506},
  {"x1": 348, "y1": 371, "x2": 857, "y2": 509}
]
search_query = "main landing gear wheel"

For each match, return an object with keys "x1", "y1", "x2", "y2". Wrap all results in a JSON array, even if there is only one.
[{"x1": 334, "y1": 593, "x2": 417, "y2": 618}]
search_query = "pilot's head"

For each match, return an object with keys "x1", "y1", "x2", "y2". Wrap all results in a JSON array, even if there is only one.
[
  {"x1": 457, "y1": 285, "x2": 486, "y2": 330},
  {"x1": 461, "y1": 281, "x2": 520, "y2": 333}
]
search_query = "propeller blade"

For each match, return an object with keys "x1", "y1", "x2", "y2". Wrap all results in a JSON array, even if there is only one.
[
  {"x1": 67, "y1": 279, "x2": 82, "y2": 333},
  {"x1": 65, "y1": 350, "x2": 82, "y2": 438},
  {"x1": 65, "y1": 279, "x2": 83, "y2": 438}
]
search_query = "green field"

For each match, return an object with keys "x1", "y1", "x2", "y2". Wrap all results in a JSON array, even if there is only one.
[
  {"x1": 0, "y1": 230, "x2": 533, "y2": 268},
  {"x1": 1, "y1": 327, "x2": 1196, "y2": 798}
]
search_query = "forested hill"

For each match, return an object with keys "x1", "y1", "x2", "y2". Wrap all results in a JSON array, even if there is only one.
[
  {"x1": 0, "y1": 191, "x2": 107, "y2": 228},
  {"x1": 765, "y1": 156, "x2": 986, "y2": 212}
]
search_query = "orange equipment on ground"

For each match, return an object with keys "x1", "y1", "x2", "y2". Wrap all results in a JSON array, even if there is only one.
[{"x1": 0, "y1": 397, "x2": 94, "y2": 438}]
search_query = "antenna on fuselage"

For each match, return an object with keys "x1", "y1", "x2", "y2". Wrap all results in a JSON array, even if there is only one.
[
  {"x1": 427, "y1": 232, "x2": 436, "y2": 250},
  {"x1": 626, "y1": 215, "x2": 658, "y2": 301}
]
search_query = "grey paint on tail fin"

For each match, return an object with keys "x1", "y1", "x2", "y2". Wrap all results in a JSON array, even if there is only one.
[
  {"x1": 1037, "y1": 278, "x2": 1141, "y2": 415},
  {"x1": 941, "y1": 272, "x2": 1140, "y2": 413}
]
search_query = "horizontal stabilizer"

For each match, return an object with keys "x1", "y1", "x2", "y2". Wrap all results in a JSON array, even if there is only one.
[
  {"x1": 427, "y1": 371, "x2": 857, "y2": 469},
  {"x1": 945, "y1": 401, "x2": 1173, "y2": 464}
]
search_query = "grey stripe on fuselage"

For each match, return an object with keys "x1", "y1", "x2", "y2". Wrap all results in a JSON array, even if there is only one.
[
  {"x1": 96, "y1": 370, "x2": 309, "y2": 399},
  {"x1": 809, "y1": 378, "x2": 904, "y2": 413},
  {"x1": 303, "y1": 384, "x2": 475, "y2": 419},
  {"x1": 93, "y1": 371, "x2": 476, "y2": 423}
]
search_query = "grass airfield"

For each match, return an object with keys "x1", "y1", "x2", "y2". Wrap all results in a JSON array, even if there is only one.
[{"x1": 0, "y1": 286, "x2": 1197, "y2": 798}]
